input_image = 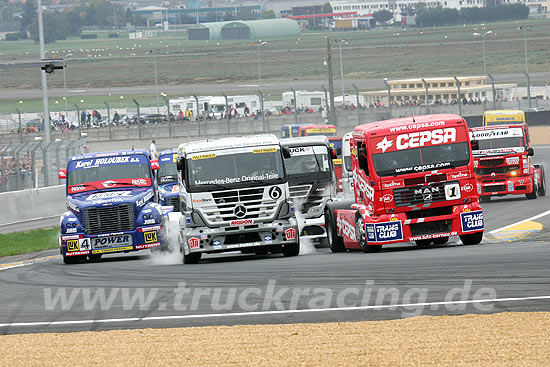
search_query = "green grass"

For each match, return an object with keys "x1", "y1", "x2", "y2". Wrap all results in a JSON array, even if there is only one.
[
  {"x1": 1, "y1": 19, "x2": 550, "y2": 91},
  {"x1": 0, "y1": 227, "x2": 59, "y2": 258}
]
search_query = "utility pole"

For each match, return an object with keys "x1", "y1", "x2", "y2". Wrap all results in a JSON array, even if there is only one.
[
  {"x1": 38, "y1": 0, "x2": 51, "y2": 186},
  {"x1": 326, "y1": 37, "x2": 336, "y2": 124}
]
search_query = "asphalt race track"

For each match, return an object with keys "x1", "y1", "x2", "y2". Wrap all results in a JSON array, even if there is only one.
[{"x1": 1, "y1": 146, "x2": 550, "y2": 335}]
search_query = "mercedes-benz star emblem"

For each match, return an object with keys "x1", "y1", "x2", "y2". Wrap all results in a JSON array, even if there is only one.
[{"x1": 234, "y1": 205, "x2": 247, "y2": 218}]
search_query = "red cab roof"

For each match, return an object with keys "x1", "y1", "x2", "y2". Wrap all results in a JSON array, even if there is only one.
[{"x1": 353, "y1": 114, "x2": 465, "y2": 138}]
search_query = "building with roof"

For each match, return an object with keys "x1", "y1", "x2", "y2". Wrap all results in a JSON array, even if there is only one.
[
  {"x1": 132, "y1": 4, "x2": 261, "y2": 25},
  {"x1": 361, "y1": 76, "x2": 517, "y2": 106},
  {"x1": 188, "y1": 18, "x2": 301, "y2": 40}
]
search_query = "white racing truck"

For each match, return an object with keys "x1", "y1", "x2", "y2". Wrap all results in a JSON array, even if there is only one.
[
  {"x1": 176, "y1": 134, "x2": 299, "y2": 263},
  {"x1": 280, "y1": 136, "x2": 336, "y2": 244}
]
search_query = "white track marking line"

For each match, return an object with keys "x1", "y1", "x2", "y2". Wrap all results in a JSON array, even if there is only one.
[
  {"x1": 489, "y1": 209, "x2": 550, "y2": 234},
  {"x1": 0, "y1": 264, "x2": 28, "y2": 271},
  {"x1": 1, "y1": 295, "x2": 549, "y2": 328}
]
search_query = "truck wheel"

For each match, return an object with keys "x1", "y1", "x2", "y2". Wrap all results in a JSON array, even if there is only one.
[
  {"x1": 526, "y1": 184, "x2": 538, "y2": 200},
  {"x1": 325, "y1": 208, "x2": 346, "y2": 253},
  {"x1": 183, "y1": 252, "x2": 201, "y2": 264},
  {"x1": 63, "y1": 255, "x2": 85, "y2": 264},
  {"x1": 479, "y1": 196, "x2": 491, "y2": 203},
  {"x1": 538, "y1": 165, "x2": 546, "y2": 196},
  {"x1": 415, "y1": 239, "x2": 432, "y2": 247},
  {"x1": 460, "y1": 232, "x2": 483, "y2": 245},
  {"x1": 432, "y1": 237, "x2": 449, "y2": 245},
  {"x1": 318, "y1": 237, "x2": 329, "y2": 248},
  {"x1": 282, "y1": 243, "x2": 300, "y2": 257},
  {"x1": 355, "y1": 214, "x2": 370, "y2": 253}
]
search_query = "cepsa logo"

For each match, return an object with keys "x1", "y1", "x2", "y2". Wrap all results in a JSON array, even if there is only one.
[{"x1": 375, "y1": 128, "x2": 457, "y2": 152}]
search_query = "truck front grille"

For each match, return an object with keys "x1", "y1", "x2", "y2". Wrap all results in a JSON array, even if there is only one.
[
  {"x1": 475, "y1": 165, "x2": 519, "y2": 176},
  {"x1": 289, "y1": 185, "x2": 311, "y2": 198},
  {"x1": 83, "y1": 204, "x2": 134, "y2": 235},
  {"x1": 200, "y1": 187, "x2": 279, "y2": 225},
  {"x1": 393, "y1": 182, "x2": 449, "y2": 207},
  {"x1": 483, "y1": 185, "x2": 506, "y2": 193},
  {"x1": 167, "y1": 196, "x2": 180, "y2": 212},
  {"x1": 479, "y1": 158, "x2": 504, "y2": 167},
  {"x1": 410, "y1": 220, "x2": 451, "y2": 236}
]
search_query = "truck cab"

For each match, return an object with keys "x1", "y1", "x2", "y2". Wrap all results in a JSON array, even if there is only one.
[
  {"x1": 58, "y1": 150, "x2": 166, "y2": 264},
  {"x1": 280, "y1": 136, "x2": 336, "y2": 242},
  {"x1": 470, "y1": 124, "x2": 546, "y2": 201},
  {"x1": 325, "y1": 114, "x2": 484, "y2": 253},
  {"x1": 341, "y1": 131, "x2": 354, "y2": 197},
  {"x1": 328, "y1": 136, "x2": 343, "y2": 192},
  {"x1": 176, "y1": 134, "x2": 299, "y2": 264},
  {"x1": 157, "y1": 149, "x2": 184, "y2": 212}
]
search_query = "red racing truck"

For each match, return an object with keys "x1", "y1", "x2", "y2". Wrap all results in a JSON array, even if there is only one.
[
  {"x1": 324, "y1": 114, "x2": 484, "y2": 252},
  {"x1": 470, "y1": 124, "x2": 546, "y2": 202}
]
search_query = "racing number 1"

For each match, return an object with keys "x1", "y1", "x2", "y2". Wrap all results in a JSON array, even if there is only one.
[{"x1": 445, "y1": 183, "x2": 461, "y2": 200}]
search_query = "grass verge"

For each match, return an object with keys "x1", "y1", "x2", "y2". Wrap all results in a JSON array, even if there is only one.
[{"x1": 0, "y1": 227, "x2": 59, "y2": 258}]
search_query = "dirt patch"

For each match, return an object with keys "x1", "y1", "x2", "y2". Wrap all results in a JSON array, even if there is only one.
[
  {"x1": 528, "y1": 126, "x2": 550, "y2": 145},
  {"x1": 1, "y1": 312, "x2": 549, "y2": 366}
]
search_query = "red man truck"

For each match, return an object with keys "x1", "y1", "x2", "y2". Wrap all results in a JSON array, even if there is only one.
[
  {"x1": 470, "y1": 123, "x2": 546, "y2": 202},
  {"x1": 324, "y1": 114, "x2": 484, "y2": 252}
]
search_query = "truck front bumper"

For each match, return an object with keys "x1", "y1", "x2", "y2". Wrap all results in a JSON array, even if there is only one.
[
  {"x1": 181, "y1": 218, "x2": 299, "y2": 255},
  {"x1": 479, "y1": 176, "x2": 533, "y2": 196},
  {"x1": 297, "y1": 215, "x2": 326, "y2": 239}
]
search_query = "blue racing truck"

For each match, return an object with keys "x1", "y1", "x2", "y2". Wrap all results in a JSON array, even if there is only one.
[
  {"x1": 58, "y1": 150, "x2": 166, "y2": 264},
  {"x1": 157, "y1": 149, "x2": 184, "y2": 212}
]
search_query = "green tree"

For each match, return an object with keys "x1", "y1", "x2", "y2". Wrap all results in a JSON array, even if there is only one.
[
  {"x1": 373, "y1": 10, "x2": 393, "y2": 24},
  {"x1": 261, "y1": 10, "x2": 276, "y2": 19},
  {"x1": 29, "y1": 10, "x2": 68, "y2": 43},
  {"x1": 20, "y1": 0, "x2": 36, "y2": 32}
]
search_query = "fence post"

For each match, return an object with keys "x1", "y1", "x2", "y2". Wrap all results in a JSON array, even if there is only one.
[
  {"x1": 104, "y1": 101, "x2": 112, "y2": 140},
  {"x1": 42, "y1": 140, "x2": 53, "y2": 187},
  {"x1": 524, "y1": 71, "x2": 532, "y2": 109},
  {"x1": 223, "y1": 93, "x2": 230, "y2": 133},
  {"x1": 422, "y1": 78, "x2": 430, "y2": 115},
  {"x1": 161, "y1": 94, "x2": 172, "y2": 137},
  {"x1": 454, "y1": 76, "x2": 462, "y2": 116},
  {"x1": 133, "y1": 99, "x2": 142, "y2": 138},
  {"x1": 322, "y1": 85, "x2": 329, "y2": 123},
  {"x1": 193, "y1": 95, "x2": 200, "y2": 135},
  {"x1": 290, "y1": 87, "x2": 297, "y2": 124},
  {"x1": 15, "y1": 108, "x2": 23, "y2": 143},
  {"x1": 74, "y1": 104, "x2": 81, "y2": 138},
  {"x1": 383, "y1": 78, "x2": 392, "y2": 118},
  {"x1": 352, "y1": 83, "x2": 360, "y2": 124},
  {"x1": 487, "y1": 73, "x2": 496, "y2": 110},
  {"x1": 258, "y1": 89, "x2": 265, "y2": 132}
]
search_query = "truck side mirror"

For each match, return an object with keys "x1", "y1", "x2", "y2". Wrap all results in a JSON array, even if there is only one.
[
  {"x1": 358, "y1": 147, "x2": 369, "y2": 176},
  {"x1": 58, "y1": 169, "x2": 67, "y2": 179},
  {"x1": 471, "y1": 140, "x2": 479, "y2": 151},
  {"x1": 282, "y1": 147, "x2": 291, "y2": 159},
  {"x1": 527, "y1": 147, "x2": 534, "y2": 156},
  {"x1": 177, "y1": 158, "x2": 186, "y2": 171},
  {"x1": 329, "y1": 147, "x2": 337, "y2": 159},
  {"x1": 150, "y1": 160, "x2": 159, "y2": 170}
]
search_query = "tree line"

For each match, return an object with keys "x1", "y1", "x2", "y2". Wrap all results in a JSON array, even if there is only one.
[{"x1": 416, "y1": 3, "x2": 529, "y2": 27}]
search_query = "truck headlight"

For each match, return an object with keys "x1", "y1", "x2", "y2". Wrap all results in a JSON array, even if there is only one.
[{"x1": 510, "y1": 171, "x2": 517, "y2": 176}]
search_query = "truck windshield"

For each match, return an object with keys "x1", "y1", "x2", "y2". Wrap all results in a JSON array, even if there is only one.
[
  {"x1": 477, "y1": 137, "x2": 524, "y2": 150},
  {"x1": 67, "y1": 154, "x2": 151, "y2": 190},
  {"x1": 187, "y1": 147, "x2": 285, "y2": 192},
  {"x1": 372, "y1": 142, "x2": 470, "y2": 177},
  {"x1": 158, "y1": 156, "x2": 178, "y2": 184},
  {"x1": 285, "y1": 145, "x2": 332, "y2": 185}
]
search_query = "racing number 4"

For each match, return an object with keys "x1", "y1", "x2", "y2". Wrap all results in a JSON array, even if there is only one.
[{"x1": 445, "y1": 183, "x2": 461, "y2": 200}]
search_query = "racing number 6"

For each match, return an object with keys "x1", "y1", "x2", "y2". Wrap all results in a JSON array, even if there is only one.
[{"x1": 444, "y1": 183, "x2": 461, "y2": 200}]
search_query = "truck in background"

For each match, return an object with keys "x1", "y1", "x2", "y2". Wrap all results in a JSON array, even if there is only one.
[
  {"x1": 281, "y1": 124, "x2": 337, "y2": 138},
  {"x1": 280, "y1": 136, "x2": 337, "y2": 243},
  {"x1": 176, "y1": 134, "x2": 299, "y2": 264},
  {"x1": 470, "y1": 124, "x2": 545, "y2": 201},
  {"x1": 324, "y1": 114, "x2": 484, "y2": 253},
  {"x1": 58, "y1": 150, "x2": 166, "y2": 264},
  {"x1": 157, "y1": 149, "x2": 184, "y2": 212},
  {"x1": 483, "y1": 110, "x2": 525, "y2": 126}
]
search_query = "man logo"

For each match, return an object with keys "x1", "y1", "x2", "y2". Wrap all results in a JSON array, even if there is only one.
[
  {"x1": 268, "y1": 186, "x2": 282, "y2": 200},
  {"x1": 234, "y1": 205, "x2": 247, "y2": 218},
  {"x1": 144, "y1": 231, "x2": 157, "y2": 243}
]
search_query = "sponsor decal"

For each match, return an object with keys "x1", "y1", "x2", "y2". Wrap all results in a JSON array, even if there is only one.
[
  {"x1": 188, "y1": 238, "x2": 200, "y2": 249},
  {"x1": 447, "y1": 171, "x2": 469, "y2": 180},
  {"x1": 136, "y1": 191, "x2": 154, "y2": 207},
  {"x1": 264, "y1": 235, "x2": 272, "y2": 244},
  {"x1": 268, "y1": 186, "x2": 282, "y2": 200},
  {"x1": 61, "y1": 234, "x2": 80, "y2": 241},
  {"x1": 507, "y1": 181, "x2": 514, "y2": 192},
  {"x1": 306, "y1": 128, "x2": 336, "y2": 134},
  {"x1": 471, "y1": 128, "x2": 523, "y2": 140},
  {"x1": 67, "y1": 239, "x2": 80, "y2": 252},
  {"x1": 462, "y1": 183, "x2": 474, "y2": 192},
  {"x1": 194, "y1": 172, "x2": 280, "y2": 186},
  {"x1": 172, "y1": 185, "x2": 180, "y2": 193},
  {"x1": 144, "y1": 231, "x2": 158, "y2": 243},
  {"x1": 132, "y1": 178, "x2": 148, "y2": 186},
  {"x1": 230, "y1": 219, "x2": 254, "y2": 226},
  {"x1": 191, "y1": 154, "x2": 216, "y2": 160},
  {"x1": 460, "y1": 210, "x2": 484, "y2": 232},
  {"x1": 410, "y1": 232, "x2": 457, "y2": 241},
  {"x1": 92, "y1": 246, "x2": 133, "y2": 254},
  {"x1": 414, "y1": 186, "x2": 440, "y2": 202},
  {"x1": 92, "y1": 235, "x2": 131, "y2": 249},
  {"x1": 70, "y1": 185, "x2": 86, "y2": 192},
  {"x1": 186, "y1": 216, "x2": 192, "y2": 224},
  {"x1": 382, "y1": 180, "x2": 404, "y2": 189},
  {"x1": 381, "y1": 194, "x2": 393, "y2": 203},
  {"x1": 375, "y1": 128, "x2": 457, "y2": 153},
  {"x1": 138, "y1": 225, "x2": 161, "y2": 232},
  {"x1": 200, "y1": 234, "x2": 209, "y2": 240},
  {"x1": 366, "y1": 221, "x2": 403, "y2": 242},
  {"x1": 506, "y1": 157, "x2": 520, "y2": 165},
  {"x1": 88, "y1": 191, "x2": 132, "y2": 200},
  {"x1": 102, "y1": 180, "x2": 118, "y2": 188},
  {"x1": 65, "y1": 250, "x2": 90, "y2": 256},
  {"x1": 212, "y1": 240, "x2": 222, "y2": 249},
  {"x1": 68, "y1": 201, "x2": 80, "y2": 213},
  {"x1": 337, "y1": 213, "x2": 356, "y2": 241},
  {"x1": 376, "y1": 137, "x2": 393, "y2": 153},
  {"x1": 66, "y1": 228, "x2": 77, "y2": 233},
  {"x1": 285, "y1": 228, "x2": 296, "y2": 240},
  {"x1": 135, "y1": 243, "x2": 160, "y2": 250},
  {"x1": 226, "y1": 242, "x2": 262, "y2": 249},
  {"x1": 353, "y1": 170, "x2": 375, "y2": 200},
  {"x1": 253, "y1": 148, "x2": 277, "y2": 154},
  {"x1": 276, "y1": 226, "x2": 284, "y2": 233},
  {"x1": 144, "y1": 219, "x2": 156, "y2": 225},
  {"x1": 444, "y1": 183, "x2": 461, "y2": 200},
  {"x1": 288, "y1": 147, "x2": 313, "y2": 156}
]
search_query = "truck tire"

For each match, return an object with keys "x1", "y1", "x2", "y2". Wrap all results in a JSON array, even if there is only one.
[
  {"x1": 325, "y1": 208, "x2": 346, "y2": 253},
  {"x1": 432, "y1": 237, "x2": 449, "y2": 245},
  {"x1": 538, "y1": 165, "x2": 546, "y2": 197},
  {"x1": 183, "y1": 252, "x2": 201, "y2": 264},
  {"x1": 415, "y1": 239, "x2": 432, "y2": 247},
  {"x1": 63, "y1": 255, "x2": 85, "y2": 264},
  {"x1": 459, "y1": 231, "x2": 483, "y2": 246},
  {"x1": 526, "y1": 184, "x2": 538, "y2": 200},
  {"x1": 282, "y1": 243, "x2": 300, "y2": 257}
]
